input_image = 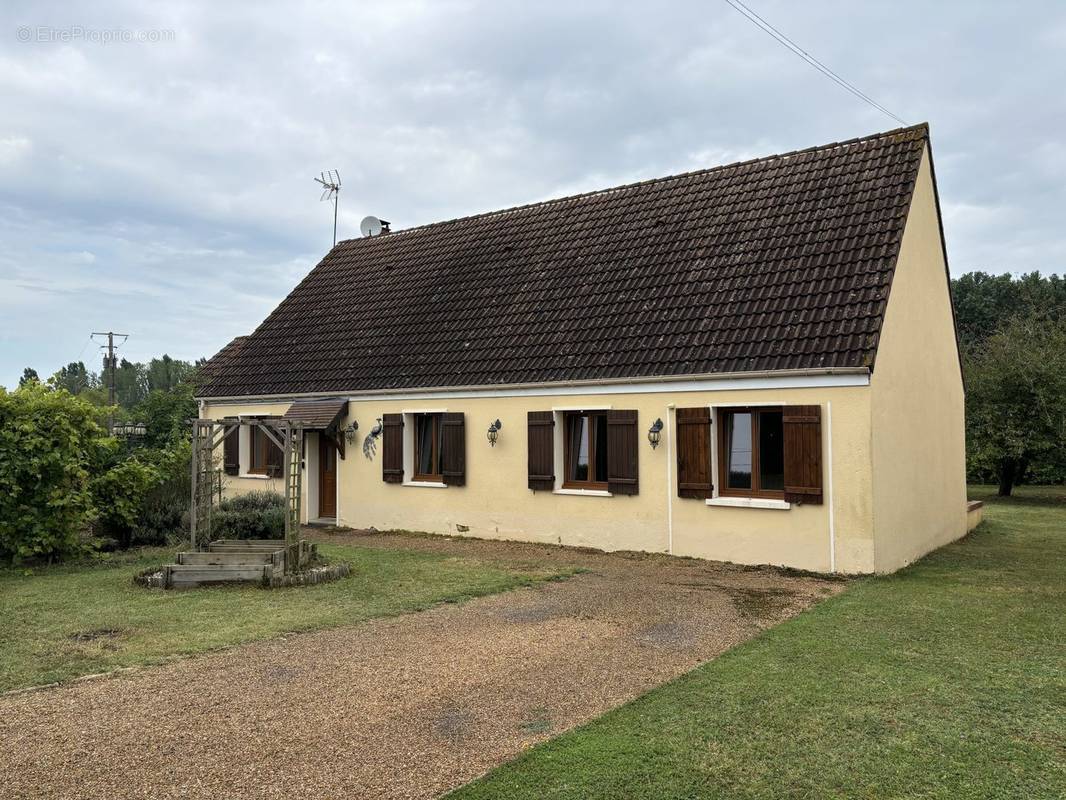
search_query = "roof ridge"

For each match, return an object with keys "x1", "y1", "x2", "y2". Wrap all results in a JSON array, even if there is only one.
[{"x1": 336, "y1": 122, "x2": 929, "y2": 247}]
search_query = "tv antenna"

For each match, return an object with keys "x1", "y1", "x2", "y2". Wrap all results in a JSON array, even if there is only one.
[{"x1": 314, "y1": 169, "x2": 341, "y2": 246}]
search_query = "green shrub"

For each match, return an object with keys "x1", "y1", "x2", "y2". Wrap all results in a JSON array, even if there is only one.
[
  {"x1": 0, "y1": 383, "x2": 106, "y2": 563},
  {"x1": 91, "y1": 459, "x2": 162, "y2": 547},
  {"x1": 209, "y1": 491, "x2": 285, "y2": 540},
  {"x1": 132, "y1": 498, "x2": 186, "y2": 545},
  {"x1": 129, "y1": 441, "x2": 192, "y2": 545}
]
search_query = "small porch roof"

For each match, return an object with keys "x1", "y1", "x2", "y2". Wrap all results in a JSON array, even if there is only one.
[{"x1": 281, "y1": 398, "x2": 349, "y2": 430}]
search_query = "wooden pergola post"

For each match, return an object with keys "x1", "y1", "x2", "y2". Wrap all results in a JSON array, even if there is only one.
[
  {"x1": 273, "y1": 419, "x2": 304, "y2": 570},
  {"x1": 190, "y1": 420, "x2": 199, "y2": 551},
  {"x1": 190, "y1": 416, "x2": 303, "y2": 571}
]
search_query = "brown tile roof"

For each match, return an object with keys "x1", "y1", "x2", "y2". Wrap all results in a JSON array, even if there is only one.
[
  {"x1": 282, "y1": 398, "x2": 349, "y2": 429},
  {"x1": 198, "y1": 124, "x2": 930, "y2": 399},
  {"x1": 197, "y1": 335, "x2": 247, "y2": 386}
]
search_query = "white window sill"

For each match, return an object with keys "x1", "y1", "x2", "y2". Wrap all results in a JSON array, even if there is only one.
[
  {"x1": 553, "y1": 488, "x2": 612, "y2": 497},
  {"x1": 707, "y1": 496, "x2": 791, "y2": 510},
  {"x1": 238, "y1": 473, "x2": 274, "y2": 481},
  {"x1": 403, "y1": 480, "x2": 448, "y2": 489}
]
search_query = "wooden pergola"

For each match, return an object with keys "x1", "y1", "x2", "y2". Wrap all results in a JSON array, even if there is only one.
[{"x1": 190, "y1": 416, "x2": 305, "y2": 572}]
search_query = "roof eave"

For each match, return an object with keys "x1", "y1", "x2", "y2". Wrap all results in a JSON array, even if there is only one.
[{"x1": 195, "y1": 365, "x2": 872, "y2": 404}]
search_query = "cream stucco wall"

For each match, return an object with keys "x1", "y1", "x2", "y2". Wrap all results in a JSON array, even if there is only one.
[
  {"x1": 209, "y1": 401, "x2": 292, "y2": 499},
  {"x1": 205, "y1": 381, "x2": 877, "y2": 573},
  {"x1": 870, "y1": 145, "x2": 967, "y2": 572}
]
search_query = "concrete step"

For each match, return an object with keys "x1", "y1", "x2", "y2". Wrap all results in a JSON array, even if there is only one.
[
  {"x1": 165, "y1": 563, "x2": 274, "y2": 588},
  {"x1": 177, "y1": 551, "x2": 280, "y2": 566}
]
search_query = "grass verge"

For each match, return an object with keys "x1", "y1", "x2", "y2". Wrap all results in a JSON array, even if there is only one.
[
  {"x1": 0, "y1": 541, "x2": 576, "y2": 692},
  {"x1": 450, "y1": 486, "x2": 1066, "y2": 799}
]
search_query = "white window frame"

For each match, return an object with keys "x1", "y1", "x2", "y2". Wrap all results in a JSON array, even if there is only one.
[
  {"x1": 705, "y1": 403, "x2": 790, "y2": 510},
  {"x1": 401, "y1": 409, "x2": 449, "y2": 488},
  {"x1": 550, "y1": 406, "x2": 613, "y2": 497},
  {"x1": 237, "y1": 416, "x2": 272, "y2": 481}
]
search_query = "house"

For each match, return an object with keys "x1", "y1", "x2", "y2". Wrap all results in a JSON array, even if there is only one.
[{"x1": 196, "y1": 123, "x2": 967, "y2": 574}]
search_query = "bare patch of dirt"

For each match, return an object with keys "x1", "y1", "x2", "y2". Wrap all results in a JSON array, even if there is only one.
[
  {"x1": 715, "y1": 584, "x2": 799, "y2": 619},
  {"x1": 67, "y1": 628, "x2": 125, "y2": 643},
  {"x1": 633, "y1": 621, "x2": 698, "y2": 650}
]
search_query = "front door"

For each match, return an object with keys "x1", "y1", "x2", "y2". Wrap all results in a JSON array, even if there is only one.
[{"x1": 318, "y1": 436, "x2": 337, "y2": 518}]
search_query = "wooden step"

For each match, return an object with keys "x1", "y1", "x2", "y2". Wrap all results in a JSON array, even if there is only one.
[
  {"x1": 208, "y1": 539, "x2": 285, "y2": 551},
  {"x1": 177, "y1": 551, "x2": 280, "y2": 566},
  {"x1": 215, "y1": 538, "x2": 283, "y2": 546},
  {"x1": 165, "y1": 563, "x2": 274, "y2": 588}
]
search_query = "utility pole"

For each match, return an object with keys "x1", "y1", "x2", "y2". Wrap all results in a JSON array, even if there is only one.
[{"x1": 91, "y1": 331, "x2": 129, "y2": 434}]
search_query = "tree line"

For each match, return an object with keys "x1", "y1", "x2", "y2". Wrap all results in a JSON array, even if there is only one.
[
  {"x1": 22, "y1": 354, "x2": 200, "y2": 409},
  {"x1": 18, "y1": 354, "x2": 202, "y2": 451},
  {"x1": 952, "y1": 271, "x2": 1066, "y2": 495}
]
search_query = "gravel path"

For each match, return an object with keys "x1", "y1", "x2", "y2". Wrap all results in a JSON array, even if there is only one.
[{"x1": 0, "y1": 531, "x2": 845, "y2": 800}]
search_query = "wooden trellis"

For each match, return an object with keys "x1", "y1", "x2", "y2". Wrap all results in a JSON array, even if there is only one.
[{"x1": 189, "y1": 416, "x2": 304, "y2": 571}]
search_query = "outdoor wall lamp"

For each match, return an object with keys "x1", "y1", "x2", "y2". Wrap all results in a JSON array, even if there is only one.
[
  {"x1": 343, "y1": 420, "x2": 359, "y2": 444},
  {"x1": 487, "y1": 419, "x2": 503, "y2": 447},
  {"x1": 648, "y1": 418, "x2": 663, "y2": 449}
]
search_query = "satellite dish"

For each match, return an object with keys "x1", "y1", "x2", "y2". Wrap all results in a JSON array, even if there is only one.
[{"x1": 360, "y1": 215, "x2": 383, "y2": 237}]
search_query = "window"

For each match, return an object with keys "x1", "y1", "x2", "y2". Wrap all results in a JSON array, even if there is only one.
[
  {"x1": 383, "y1": 412, "x2": 466, "y2": 486},
  {"x1": 413, "y1": 413, "x2": 443, "y2": 481},
  {"x1": 717, "y1": 408, "x2": 784, "y2": 499},
  {"x1": 563, "y1": 411, "x2": 608, "y2": 489},
  {"x1": 248, "y1": 425, "x2": 280, "y2": 476}
]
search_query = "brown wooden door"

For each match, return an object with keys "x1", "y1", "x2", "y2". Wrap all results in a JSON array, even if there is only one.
[{"x1": 318, "y1": 437, "x2": 337, "y2": 518}]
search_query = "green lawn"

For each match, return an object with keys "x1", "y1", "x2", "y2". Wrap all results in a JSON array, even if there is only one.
[
  {"x1": 451, "y1": 486, "x2": 1066, "y2": 800},
  {"x1": 0, "y1": 541, "x2": 575, "y2": 692}
]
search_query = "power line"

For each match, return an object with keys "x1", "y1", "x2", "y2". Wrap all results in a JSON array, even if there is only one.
[
  {"x1": 74, "y1": 335, "x2": 93, "y2": 362},
  {"x1": 722, "y1": 0, "x2": 907, "y2": 127}
]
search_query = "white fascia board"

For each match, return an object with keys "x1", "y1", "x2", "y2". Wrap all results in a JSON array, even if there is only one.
[
  {"x1": 199, "y1": 370, "x2": 869, "y2": 407},
  {"x1": 355, "y1": 372, "x2": 869, "y2": 402}
]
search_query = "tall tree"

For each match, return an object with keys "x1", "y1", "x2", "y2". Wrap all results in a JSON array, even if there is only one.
[
  {"x1": 145, "y1": 354, "x2": 195, "y2": 394},
  {"x1": 113, "y1": 358, "x2": 148, "y2": 409},
  {"x1": 50, "y1": 361, "x2": 97, "y2": 395},
  {"x1": 134, "y1": 383, "x2": 198, "y2": 449},
  {"x1": 965, "y1": 317, "x2": 1066, "y2": 496},
  {"x1": 19, "y1": 367, "x2": 39, "y2": 387}
]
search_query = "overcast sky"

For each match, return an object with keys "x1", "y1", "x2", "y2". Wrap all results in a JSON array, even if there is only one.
[{"x1": 1, "y1": 1, "x2": 1064, "y2": 389}]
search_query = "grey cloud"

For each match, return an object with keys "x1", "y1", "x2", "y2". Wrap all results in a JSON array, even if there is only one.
[{"x1": 1, "y1": 0, "x2": 1064, "y2": 387}]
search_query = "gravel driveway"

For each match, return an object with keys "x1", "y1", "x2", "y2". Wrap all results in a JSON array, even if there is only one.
[{"x1": 0, "y1": 531, "x2": 844, "y2": 800}]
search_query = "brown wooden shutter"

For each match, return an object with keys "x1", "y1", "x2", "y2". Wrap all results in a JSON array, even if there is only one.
[
  {"x1": 676, "y1": 407, "x2": 713, "y2": 498},
  {"x1": 783, "y1": 405, "x2": 823, "y2": 505},
  {"x1": 382, "y1": 413, "x2": 404, "y2": 484},
  {"x1": 222, "y1": 422, "x2": 239, "y2": 476},
  {"x1": 440, "y1": 412, "x2": 466, "y2": 486},
  {"x1": 527, "y1": 411, "x2": 555, "y2": 491},
  {"x1": 606, "y1": 410, "x2": 639, "y2": 495},
  {"x1": 265, "y1": 428, "x2": 284, "y2": 478}
]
